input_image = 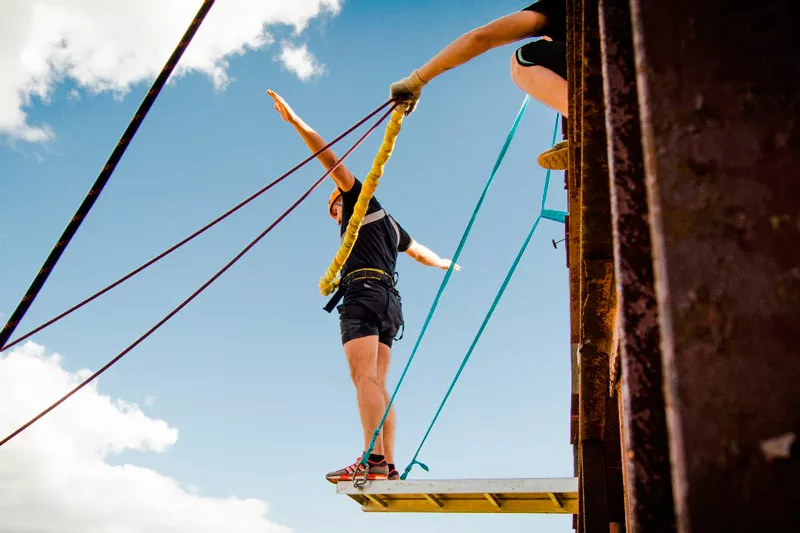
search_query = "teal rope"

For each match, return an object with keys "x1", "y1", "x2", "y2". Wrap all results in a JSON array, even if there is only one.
[
  {"x1": 400, "y1": 113, "x2": 565, "y2": 480},
  {"x1": 541, "y1": 116, "x2": 561, "y2": 211},
  {"x1": 360, "y1": 96, "x2": 532, "y2": 466}
]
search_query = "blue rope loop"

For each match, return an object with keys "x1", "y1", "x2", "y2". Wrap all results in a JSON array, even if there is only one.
[
  {"x1": 360, "y1": 96, "x2": 533, "y2": 465},
  {"x1": 400, "y1": 110, "x2": 566, "y2": 480},
  {"x1": 399, "y1": 460, "x2": 428, "y2": 480}
]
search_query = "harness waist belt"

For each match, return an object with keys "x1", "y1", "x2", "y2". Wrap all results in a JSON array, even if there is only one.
[{"x1": 323, "y1": 268, "x2": 395, "y2": 313}]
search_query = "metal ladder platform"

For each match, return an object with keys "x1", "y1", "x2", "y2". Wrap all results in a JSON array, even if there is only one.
[{"x1": 337, "y1": 477, "x2": 578, "y2": 514}]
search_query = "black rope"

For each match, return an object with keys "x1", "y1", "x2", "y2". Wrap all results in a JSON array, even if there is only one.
[
  {"x1": 0, "y1": 99, "x2": 394, "y2": 353},
  {"x1": 0, "y1": 104, "x2": 398, "y2": 449},
  {"x1": 0, "y1": 0, "x2": 216, "y2": 349}
]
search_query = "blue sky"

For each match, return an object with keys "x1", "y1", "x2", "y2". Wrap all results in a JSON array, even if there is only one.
[{"x1": 0, "y1": 1, "x2": 571, "y2": 531}]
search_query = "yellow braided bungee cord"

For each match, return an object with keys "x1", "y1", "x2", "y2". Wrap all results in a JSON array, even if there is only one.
[{"x1": 319, "y1": 103, "x2": 407, "y2": 296}]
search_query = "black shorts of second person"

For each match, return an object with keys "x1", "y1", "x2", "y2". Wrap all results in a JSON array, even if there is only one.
[
  {"x1": 515, "y1": 40, "x2": 567, "y2": 81},
  {"x1": 338, "y1": 280, "x2": 403, "y2": 347}
]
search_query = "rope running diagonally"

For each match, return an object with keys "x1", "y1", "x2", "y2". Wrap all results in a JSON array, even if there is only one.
[
  {"x1": 0, "y1": 104, "x2": 398, "y2": 450},
  {"x1": 401, "y1": 114, "x2": 565, "y2": 480},
  {"x1": 0, "y1": 0, "x2": 216, "y2": 350},
  {"x1": 359, "y1": 96, "x2": 533, "y2": 468},
  {"x1": 319, "y1": 104, "x2": 409, "y2": 296},
  {"x1": 0, "y1": 99, "x2": 395, "y2": 353}
]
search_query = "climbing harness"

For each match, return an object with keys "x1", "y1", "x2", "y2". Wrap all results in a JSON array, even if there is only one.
[
  {"x1": 0, "y1": 0, "x2": 216, "y2": 350},
  {"x1": 0, "y1": 103, "x2": 396, "y2": 449},
  {"x1": 322, "y1": 267, "x2": 398, "y2": 313},
  {"x1": 357, "y1": 96, "x2": 534, "y2": 472},
  {"x1": 0, "y1": 99, "x2": 396, "y2": 354},
  {"x1": 319, "y1": 103, "x2": 408, "y2": 296},
  {"x1": 334, "y1": 208, "x2": 397, "y2": 243},
  {"x1": 400, "y1": 114, "x2": 567, "y2": 480}
]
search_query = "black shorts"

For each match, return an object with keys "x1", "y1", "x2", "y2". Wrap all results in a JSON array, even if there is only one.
[
  {"x1": 515, "y1": 40, "x2": 567, "y2": 80},
  {"x1": 337, "y1": 280, "x2": 403, "y2": 347}
]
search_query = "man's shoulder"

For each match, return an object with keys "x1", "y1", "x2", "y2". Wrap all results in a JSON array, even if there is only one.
[
  {"x1": 341, "y1": 178, "x2": 384, "y2": 211},
  {"x1": 340, "y1": 176, "x2": 363, "y2": 194}
]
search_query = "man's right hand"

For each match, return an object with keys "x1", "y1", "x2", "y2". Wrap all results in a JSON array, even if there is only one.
[
  {"x1": 267, "y1": 89, "x2": 299, "y2": 124},
  {"x1": 389, "y1": 70, "x2": 427, "y2": 115}
]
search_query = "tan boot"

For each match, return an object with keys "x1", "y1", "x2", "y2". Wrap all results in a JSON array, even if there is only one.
[{"x1": 537, "y1": 139, "x2": 569, "y2": 170}]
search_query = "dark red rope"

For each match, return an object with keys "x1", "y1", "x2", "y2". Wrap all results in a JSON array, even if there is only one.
[
  {"x1": 0, "y1": 99, "x2": 394, "y2": 353},
  {"x1": 0, "y1": 104, "x2": 398, "y2": 449},
  {"x1": 0, "y1": 1, "x2": 216, "y2": 350}
]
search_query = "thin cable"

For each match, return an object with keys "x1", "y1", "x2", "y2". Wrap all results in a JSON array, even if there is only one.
[
  {"x1": 0, "y1": 104, "x2": 397, "y2": 449},
  {"x1": 361, "y1": 96, "x2": 532, "y2": 465},
  {"x1": 401, "y1": 216, "x2": 543, "y2": 479},
  {"x1": 0, "y1": 1, "x2": 217, "y2": 350},
  {"x1": 1, "y1": 99, "x2": 395, "y2": 353},
  {"x1": 401, "y1": 113, "x2": 563, "y2": 480}
]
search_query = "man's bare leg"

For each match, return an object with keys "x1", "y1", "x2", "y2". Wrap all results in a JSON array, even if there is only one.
[
  {"x1": 344, "y1": 335, "x2": 385, "y2": 455},
  {"x1": 510, "y1": 58, "x2": 568, "y2": 117},
  {"x1": 377, "y1": 342, "x2": 396, "y2": 466}
]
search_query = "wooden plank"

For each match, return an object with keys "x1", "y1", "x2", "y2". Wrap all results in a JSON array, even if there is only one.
[
  {"x1": 337, "y1": 477, "x2": 577, "y2": 496},
  {"x1": 354, "y1": 496, "x2": 577, "y2": 514},
  {"x1": 549, "y1": 492, "x2": 563, "y2": 510},
  {"x1": 424, "y1": 494, "x2": 444, "y2": 508},
  {"x1": 336, "y1": 478, "x2": 579, "y2": 514},
  {"x1": 484, "y1": 493, "x2": 502, "y2": 509},
  {"x1": 365, "y1": 494, "x2": 388, "y2": 508}
]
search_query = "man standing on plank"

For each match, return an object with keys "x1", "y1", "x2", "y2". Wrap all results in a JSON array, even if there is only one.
[{"x1": 267, "y1": 90, "x2": 460, "y2": 482}]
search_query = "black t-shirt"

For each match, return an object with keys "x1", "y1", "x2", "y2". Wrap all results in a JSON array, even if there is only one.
[
  {"x1": 523, "y1": 0, "x2": 567, "y2": 42},
  {"x1": 338, "y1": 178, "x2": 412, "y2": 278}
]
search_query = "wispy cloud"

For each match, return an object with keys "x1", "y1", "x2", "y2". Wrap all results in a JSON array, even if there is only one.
[
  {"x1": 0, "y1": 342, "x2": 291, "y2": 533},
  {"x1": 0, "y1": 0, "x2": 341, "y2": 142},
  {"x1": 276, "y1": 43, "x2": 326, "y2": 81}
]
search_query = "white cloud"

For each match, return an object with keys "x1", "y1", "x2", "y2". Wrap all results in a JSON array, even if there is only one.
[
  {"x1": 0, "y1": 342, "x2": 291, "y2": 533},
  {"x1": 0, "y1": 0, "x2": 341, "y2": 142},
  {"x1": 277, "y1": 43, "x2": 326, "y2": 81}
]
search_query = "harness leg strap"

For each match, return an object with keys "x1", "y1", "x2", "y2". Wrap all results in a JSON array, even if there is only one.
[{"x1": 323, "y1": 285, "x2": 346, "y2": 313}]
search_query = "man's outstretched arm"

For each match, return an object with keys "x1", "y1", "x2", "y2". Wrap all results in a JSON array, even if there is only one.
[
  {"x1": 405, "y1": 240, "x2": 461, "y2": 271},
  {"x1": 390, "y1": 10, "x2": 544, "y2": 114},
  {"x1": 267, "y1": 89, "x2": 355, "y2": 192}
]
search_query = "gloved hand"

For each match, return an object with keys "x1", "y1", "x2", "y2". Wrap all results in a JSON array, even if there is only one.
[{"x1": 389, "y1": 70, "x2": 427, "y2": 115}]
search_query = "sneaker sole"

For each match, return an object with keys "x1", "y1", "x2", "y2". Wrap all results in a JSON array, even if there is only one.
[
  {"x1": 326, "y1": 473, "x2": 389, "y2": 484},
  {"x1": 339, "y1": 473, "x2": 388, "y2": 482},
  {"x1": 537, "y1": 147, "x2": 569, "y2": 170}
]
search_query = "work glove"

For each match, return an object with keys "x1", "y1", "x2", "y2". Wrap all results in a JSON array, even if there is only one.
[{"x1": 389, "y1": 70, "x2": 427, "y2": 115}]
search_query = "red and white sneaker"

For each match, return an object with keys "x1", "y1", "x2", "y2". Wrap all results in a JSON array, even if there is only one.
[{"x1": 325, "y1": 455, "x2": 389, "y2": 484}]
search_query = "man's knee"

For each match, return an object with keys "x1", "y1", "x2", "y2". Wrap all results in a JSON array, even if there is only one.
[
  {"x1": 351, "y1": 373, "x2": 381, "y2": 393},
  {"x1": 348, "y1": 360, "x2": 371, "y2": 384},
  {"x1": 348, "y1": 358, "x2": 379, "y2": 388}
]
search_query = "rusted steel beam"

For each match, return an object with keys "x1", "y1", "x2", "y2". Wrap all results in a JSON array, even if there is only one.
[
  {"x1": 578, "y1": 0, "x2": 615, "y2": 457},
  {"x1": 577, "y1": 0, "x2": 615, "y2": 444},
  {"x1": 616, "y1": 387, "x2": 633, "y2": 530},
  {"x1": 599, "y1": 0, "x2": 677, "y2": 531},
  {"x1": 567, "y1": 0, "x2": 583, "y2": 349},
  {"x1": 604, "y1": 384, "x2": 626, "y2": 527},
  {"x1": 566, "y1": 0, "x2": 583, "y2": 496},
  {"x1": 581, "y1": 440, "x2": 610, "y2": 533},
  {"x1": 630, "y1": 0, "x2": 800, "y2": 531},
  {"x1": 578, "y1": 0, "x2": 612, "y2": 264},
  {"x1": 579, "y1": 261, "x2": 614, "y2": 442}
]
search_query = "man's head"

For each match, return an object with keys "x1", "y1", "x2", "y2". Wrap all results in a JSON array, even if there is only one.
[{"x1": 328, "y1": 189, "x2": 343, "y2": 225}]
